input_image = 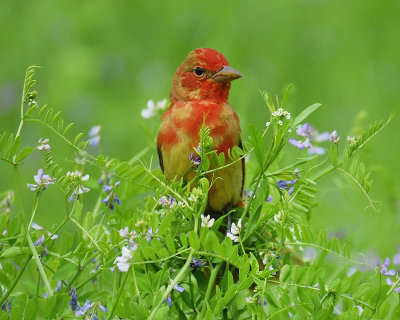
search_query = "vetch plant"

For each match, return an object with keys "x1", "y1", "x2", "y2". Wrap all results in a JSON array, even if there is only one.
[{"x1": 0, "y1": 66, "x2": 397, "y2": 319}]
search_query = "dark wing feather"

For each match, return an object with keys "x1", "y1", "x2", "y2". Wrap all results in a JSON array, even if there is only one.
[{"x1": 157, "y1": 146, "x2": 164, "y2": 172}]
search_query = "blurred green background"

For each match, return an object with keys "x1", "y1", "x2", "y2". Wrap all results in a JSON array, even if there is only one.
[{"x1": 1, "y1": 0, "x2": 399, "y2": 259}]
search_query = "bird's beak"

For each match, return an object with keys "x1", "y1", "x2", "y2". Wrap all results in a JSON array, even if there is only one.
[{"x1": 212, "y1": 65, "x2": 242, "y2": 83}]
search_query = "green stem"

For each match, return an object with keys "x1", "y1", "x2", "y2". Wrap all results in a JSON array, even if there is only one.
[
  {"x1": 42, "y1": 216, "x2": 69, "y2": 247},
  {"x1": 199, "y1": 262, "x2": 222, "y2": 318},
  {"x1": 27, "y1": 193, "x2": 41, "y2": 231},
  {"x1": 0, "y1": 256, "x2": 31, "y2": 305},
  {"x1": 109, "y1": 271, "x2": 129, "y2": 319},
  {"x1": 148, "y1": 250, "x2": 195, "y2": 320},
  {"x1": 387, "y1": 276, "x2": 400, "y2": 296},
  {"x1": 70, "y1": 217, "x2": 101, "y2": 252},
  {"x1": 131, "y1": 264, "x2": 142, "y2": 304},
  {"x1": 26, "y1": 232, "x2": 53, "y2": 295}
]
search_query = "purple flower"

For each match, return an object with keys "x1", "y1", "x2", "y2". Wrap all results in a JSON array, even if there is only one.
[
  {"x1": 329, "y1": 130, "x2": 340, "y2": 144},
  {"x1": 75, "y1": 299, "x2": 94, "y2": 316},
  {"x1": 33, "y1": 234, "x2": 45, "y2": 247},
  {"x1": 167, "y1": 295, "x2": 172, "y2": 307},
  {"x1": 190, "y1": 257, "x2": 206, "y2": 268},
  {"x1": 88, "y1": 126, "x2": 101, "y2": 146},
  {"x1": 378, "y1": 258, "x2": 396, "y2": 276},
  {"x1": 99, "y1": 304, "x2": 107, "y2": 313},
  {"x1": 265, "y1": 195, "x2": 273, "y2": 202},
  {"x1": 69, "y1": 288, "x2": 78, "y2": 311},
  {"x1": 27, "y1": 169, "x2": 55, "y2": 192},
  {"x1": 173, "y1": 283, "x2": 185, "y2": 293},
  {"x1": 289, "y1": 123, "x2": 329, "y2": 154},
  {"x1": 55, "y1": 280, "x2": 62, "y2": 292},
  {"x1": 277, "y1": 180, "x2": 296, "y2": 195},
  {"x1": 102, "y1": 181, "x2": 121, "y2": 210},
  {"x1": 189, "y1": 153, "x2": 201, "y2": 167}
]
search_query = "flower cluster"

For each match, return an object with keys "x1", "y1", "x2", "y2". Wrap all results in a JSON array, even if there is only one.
[
  {"x1": 227, "y1": 219, "x2": 242, "y2": 242},
  {"x1": 27, "y1": 169, "x2": 55, "y2": 193},
  {"x1": 37, "y1": 138, "x2": 51, "y2": 151},
  {"x1": 271, "y1": 108, "x2": 291, "y2": 126},
  {"x1": 188, "y1": 187, "x2": 202, "y2": 202},
  {"x1": 159, "y1": 195, "x2": 176, "y2": 209},
  {"x1": 189, "y1": 144, "x2": 202, "y2": 167},
  {"x1": 69, "y1": 287, "x2": 107, "y2": 317},
  {"x1": 88, "y1": 125, "x2": 101, "y2": 146},
  {"x1": 141, "y1": 99, "x2": 168, "y2": 119},
  {"x1": 119, "y1": 226, "x2": 138, "y2": 251},
  {"x1": 66, "y1": 171, "x2": 90, "y2": 202},
  {"x1": 377, "y1": 257, "x2": 400, "y2": 293},
  {"x1": 102, "y1": 181, "x2": 121, "y2": 210},
  {"x1": 115, "y1": 246, "x2": 133, "y2": 272},
  {"x1": 289, "y1": 123, "x2": 329, "y2": 155},
  {"x1": 277, "y1": 179, "x2": 296, "y2": 195}
]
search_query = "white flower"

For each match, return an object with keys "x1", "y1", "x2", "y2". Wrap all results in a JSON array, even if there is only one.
[
  {"x1": 265, "y1": 122, "x2": 270, "y2": 127},
  {"x1": 32, "y1": 222, "x2": 44, "y2": 230},
  {"x1": 115, "y1": 246, "x2": 133, "y2": 272},
  {"x1": 278, "y1": 120, "x2": 283, "y2": 126},
  {"x1": 188, "y1": 194, "x2": 198, "y2": 202},
  {"x1": 37, "y1": 138, "x2": 51, "y2": 151},
  {"x1": 230, "y1": 219, "x2": 242, "y2": 235},
  {"x1": 201, "y1": 214, "x2": 215, "y2": 228},
  {"x1": 67, "y1": 171, "x2": 90, "y2": 202},
  {"x1": 227, "y1": 232, "x2": 239, "y2": 242},
  {"x1": 119, "y1": 227, "x2": 129, "y2": 238},
  {"x1": 141, "y1": 99, "x2": 168, "y2": 119}
]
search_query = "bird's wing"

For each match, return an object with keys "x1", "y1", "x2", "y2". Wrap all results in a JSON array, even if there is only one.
[
  {"x1": 238, "y1": 139, "x2": 245, "y2": 196},
  {"x1": 157, "y1": 145, "x2": 164, "y2": 172}
]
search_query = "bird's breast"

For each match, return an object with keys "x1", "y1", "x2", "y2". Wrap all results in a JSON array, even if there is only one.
[{"x1": 158, "y1": 100, "x2": 240, "y2": 156}]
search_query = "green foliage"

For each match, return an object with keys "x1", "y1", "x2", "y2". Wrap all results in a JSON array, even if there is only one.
[{"x1": 0, "y1": 67, "x2": 397, "y2": 319}]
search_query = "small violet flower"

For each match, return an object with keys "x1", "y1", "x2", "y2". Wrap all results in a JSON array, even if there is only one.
[
  {"x1": 102, "y1": 181, "x2": 121, "y2": 210},
  {"x1": 329, "y1": 130, "x2": 340, "y2": 144},
  {"x1": 27, "y1": 169, "x2": 55, "y2": 192},
  {"x1": 37, "y1": 138, "x2": 51, "y2": 151},
  {"x1": 75, "y1": 299, "x2": 94, "y2": 316},
  {"x1": 159, "y1": 195, "x2": 177, "y2": 209},
  {"x1": 88, "y1": 125, "x2": 101, "y2": 146},
  {"x1": 378, "y1": 258, "x2": 396, "y2": 276},
  {"x1": 201, "y1": 214, "x2": 215, "y2": 228},
  {"x1": 277, "y1": 179, "x2": 296, "y2": 195},
  {"x1": 289, "y1": 123, "x2": 329, "y2": 155},
  {"x1": 190, "y1": 257, "x2": 206, "y2": 268},
  {"x1": 69, "y1": 287, "x2": 78, "y2": 311},
  {"x1": 173, "y1": 283, "x2": 185, "y2": 293},
  {"x1": 189, "y1": 152, "x2": 201, "y2": 167}
]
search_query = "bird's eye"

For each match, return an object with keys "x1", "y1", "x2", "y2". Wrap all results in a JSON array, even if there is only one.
[{"x1": 194, "y1": 67, "x2": 204, "y2": 76}]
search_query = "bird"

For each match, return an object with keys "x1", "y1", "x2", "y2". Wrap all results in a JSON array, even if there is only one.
[{"x1": 157, "y1": 48, "x2": 244, "y2": 214}]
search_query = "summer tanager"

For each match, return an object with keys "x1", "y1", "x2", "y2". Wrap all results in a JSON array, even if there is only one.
[{"x1": 157, "y1": 48, "x2": 244, "y2": 213}]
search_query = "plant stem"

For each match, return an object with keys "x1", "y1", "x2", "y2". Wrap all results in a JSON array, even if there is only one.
[
  {"x1": 199, "y1": 262, "x2": 222, "y2": 318},
  {"x1": 27, "y1": 193, "x2": 41, "y2": 231},
  {"x1": 109, "y1": 271, "x2": 129, "y2": 319},
  {"x1": 148, "y1": 250, "x2": 195, "y2": 320},
  {"x1": 26, "y1": 232, "x2": 53, "y2": 295},
  {"x1": 0, "y1": 256, "x2": 31, "y2": 306}
]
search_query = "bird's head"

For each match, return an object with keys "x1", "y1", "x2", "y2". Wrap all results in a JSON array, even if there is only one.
[{"x1": 170, "y1": 48, "x2": 242, "y2": 103}]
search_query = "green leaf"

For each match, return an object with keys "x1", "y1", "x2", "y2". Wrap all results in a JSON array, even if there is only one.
[
  {"x1": 291, "y1": 103, "x2": 322, "y2": 129},
  {"x1": 0, "y1": 246, "x2": 21, "y2": 258},
  {"x1": 1, "y1": 133, "x2": 14, "y2": 157},
  {"x1": 279, "y1": 264, "x2": 291, "y2": 282},
  {"x1": 63, "y1": 122, "x2": 74, "y2": 135},
  {"x1": 15, "y1": 146, "x2": 34, "y2": 162},
  {"x1": 45, "y1": 107, "x2": 53, "y2": 123},
  {"x1": 52, "y1": 263, "x2": 77, "y2": 281},
  {"x1": 37, "y1": 104, "x2": 48, "y2": 118},
  {"x1": 74, "y1": 132, "x2": 84, "y2": 145},
  {"x1": 248, "y1": 124, "x2": 264, "y2": 167},
  {"x1": 8, "y1": 135, "x2": 21, "y2": 158},
  {"x1": 188, "y1": 230, "x2": 200, "y2": 251}
]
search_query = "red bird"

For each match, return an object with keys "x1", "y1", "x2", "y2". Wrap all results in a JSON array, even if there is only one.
[{"x1": 157, "y1": 48, "x2": 244, "y2": 213}]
